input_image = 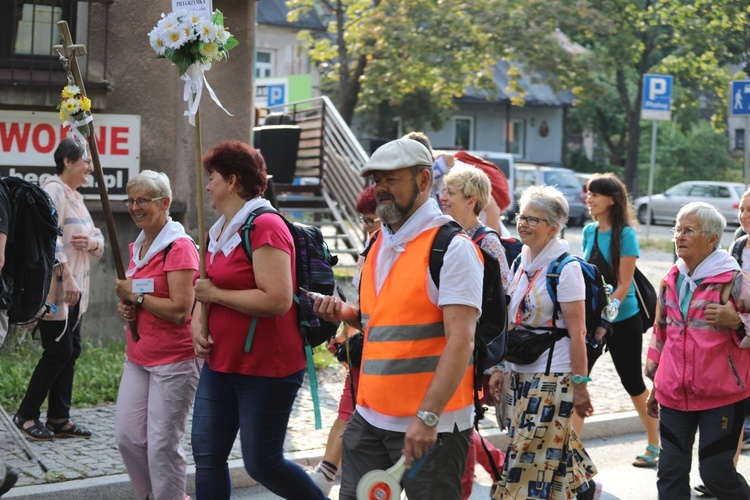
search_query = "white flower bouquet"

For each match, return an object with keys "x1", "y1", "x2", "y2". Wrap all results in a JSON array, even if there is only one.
[
  {"x1": 57, "y1": 84, "x2": 93, "y2": 140},
  {"x1": 148, "y1": 10, "x2": 238, "y2": 76}
]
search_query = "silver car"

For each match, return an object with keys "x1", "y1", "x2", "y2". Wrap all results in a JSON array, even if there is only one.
[
  {"x1": 514, "y1": 164, "x2": 587, "y2": 226},
  {"x1": 633, "y1": 181, "x2": 746, "y2": 226}
]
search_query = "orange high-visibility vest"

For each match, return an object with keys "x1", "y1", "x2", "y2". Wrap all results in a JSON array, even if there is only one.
[{"x1": 357, "y1": 226, "x2": 475, "y2": 417}]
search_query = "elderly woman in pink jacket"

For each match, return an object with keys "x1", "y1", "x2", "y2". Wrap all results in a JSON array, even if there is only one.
[{"x1": 646, "y1": 201, "x2": 750, "y2": 499}]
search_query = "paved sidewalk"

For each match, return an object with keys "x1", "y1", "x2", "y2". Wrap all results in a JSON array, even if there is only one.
[{"x1": 2, "y1": 234, "x2": 677, "y2": 498}]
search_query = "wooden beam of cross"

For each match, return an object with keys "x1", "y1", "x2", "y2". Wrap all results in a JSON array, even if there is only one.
[{"x1": 54, "y1": 21, "x2": 140, "y2": 341}]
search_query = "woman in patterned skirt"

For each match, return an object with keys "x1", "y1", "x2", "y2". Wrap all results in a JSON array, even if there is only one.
[{"x1": 489, "y1": 185, "x2": 599, "y2": 499}]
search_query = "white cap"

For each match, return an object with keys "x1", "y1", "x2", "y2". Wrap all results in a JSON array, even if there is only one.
[{"x1": 360, "y1": 139, "x2": 433, "y2": 177}]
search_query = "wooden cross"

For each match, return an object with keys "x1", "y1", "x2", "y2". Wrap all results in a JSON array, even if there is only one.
[{"x1": 54, "y1": 21, "x2": 140, "y2": 341}]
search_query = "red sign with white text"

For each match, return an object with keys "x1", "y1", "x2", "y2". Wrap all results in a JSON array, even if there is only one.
[{"x1": 0, "y1": 111, "x2": 140, "y2": 199}]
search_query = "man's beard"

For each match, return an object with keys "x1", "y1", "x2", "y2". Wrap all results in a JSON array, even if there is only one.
[{"x1": 376, "y1": 183, "x2": 419, "y2": 225}]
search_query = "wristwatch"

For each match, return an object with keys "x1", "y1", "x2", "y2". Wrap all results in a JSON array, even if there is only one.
[
  {"x1": 416, "y1": 410, "x2": 439, "y2": 427},
  {"x1": 571, "y1": 374, "x2": 592, "y2": 384},
  {"x1": 135, "y1": 293, "x2": 146, "y2": 307}
]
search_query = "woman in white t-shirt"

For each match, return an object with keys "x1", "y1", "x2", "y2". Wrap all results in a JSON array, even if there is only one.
[{"x1": 488, "y1": 185, "x2": 599, "y2": 500}]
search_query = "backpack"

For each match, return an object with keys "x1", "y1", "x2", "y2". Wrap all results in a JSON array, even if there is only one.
[
  {"x1": 1, "y1": 177, "x2": 61, "y2": 324},
  {"x1": 545, "y1": 253, "x2": 609, "y2": 357},
  {"x1": 731, "y1": 235, "x2": 747, "y2": 268},
  {"x1": 430, "y1": 221, "x2": 507, "y2": 483},
  {"x1": 238, "y1": 206, "x2": 341, "y2": 429},
  {"x1": 436, "y1": 223, "x2": 508, "y2": 371},
  {"x1": 472, "y1": 226, "x2": 523, "y2": 269}
]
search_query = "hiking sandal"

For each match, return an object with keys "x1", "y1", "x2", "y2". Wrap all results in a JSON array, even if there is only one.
[
  {"x1": 13, "y1": 414, "x2": 54, "y2": 441},
  {"x1": 632, "y1": 444, "x2": 659, "y2": 468},
  {"x1": 45, "y1": 419, "x2": 92, "y2": 439}
]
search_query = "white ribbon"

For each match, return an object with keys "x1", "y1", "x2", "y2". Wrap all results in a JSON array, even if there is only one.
[
  {"x1": 181, "y1": 62, "x2": 233, "y2": 126},
  {"x1": 63, "y1": 114, "x2": 93, "y2": 159}
]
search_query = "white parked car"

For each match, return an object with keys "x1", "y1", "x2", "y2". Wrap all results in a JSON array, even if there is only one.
[{"x1": 633, "y1": 181, "x2": 746, "y2": 226}]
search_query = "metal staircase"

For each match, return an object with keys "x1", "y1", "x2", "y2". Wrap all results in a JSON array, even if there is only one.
[{"x1": 261, "y1": 96, "x2": 368, "y2": 263}]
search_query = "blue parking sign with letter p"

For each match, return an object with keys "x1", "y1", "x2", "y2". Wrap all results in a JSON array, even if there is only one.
[
  {"x1": 268, "y1": 84, "x2": 286, "y2": 107},
  {"x1": 641, "y1": 74, "x2": 673, "y2": 121}
]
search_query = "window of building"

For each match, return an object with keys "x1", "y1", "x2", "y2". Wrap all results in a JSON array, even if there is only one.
[
  {"x1": 505, "y1": 119, "x2": 524, "y2": 156},
  {"x1": 1, "y1": 1, "x2": 77, "y2": 65},
  {"x1": 737, "y1": 129, "x2": 745, "y2": 151},
  {"x1": 255, "y1": 50, "x2": 273, "y2": 78},
  {"x1": 453, "y1": 116, "x2": 473, "y2": 149}
]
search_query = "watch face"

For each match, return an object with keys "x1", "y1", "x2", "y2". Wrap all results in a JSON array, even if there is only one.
[{"x1": 424, "y1": 413, "x2": 439, "y2": 426}]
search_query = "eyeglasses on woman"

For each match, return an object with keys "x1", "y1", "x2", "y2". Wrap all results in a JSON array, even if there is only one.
[{"x1": 122, "y1": 196, "x2": 165, "y2": 208}]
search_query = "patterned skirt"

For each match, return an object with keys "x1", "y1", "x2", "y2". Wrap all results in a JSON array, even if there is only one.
[{"x1": 493, "y1": 372, "x2": 597, "y2": 499}]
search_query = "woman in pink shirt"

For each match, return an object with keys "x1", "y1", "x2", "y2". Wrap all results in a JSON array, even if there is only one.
[
  {"x1": 114, "y1": 170, "x2": 200, "y2": 500},
  {"x1": 15, "y1": 138, "x2": 103, "y2": 441},
  {"x1": 190, "y1": 141, "x2": 324, "y2": 499}
]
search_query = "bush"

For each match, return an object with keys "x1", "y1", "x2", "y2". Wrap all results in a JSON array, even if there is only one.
[{"x1": 0, "y1": 332, "x2": 126, "y2": 409}]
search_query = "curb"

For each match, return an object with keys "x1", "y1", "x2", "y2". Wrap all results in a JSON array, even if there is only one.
[{"x1": 5, "y1": 412, "x2": 643, "y2": 499}]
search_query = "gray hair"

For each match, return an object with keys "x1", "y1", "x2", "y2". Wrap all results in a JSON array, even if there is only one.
[
  {"x1": 676, "y1": 201, "x2": 725, "y2": 248},
  {"x1": 518, "y1": 185, "x2": 569, "y2": 228},
  {"x1": 127, "y1": 170, "x2": 172, "y2": 210},
  {"x1": 742, "y1": 187, "x2": 750, "y2": 202}
]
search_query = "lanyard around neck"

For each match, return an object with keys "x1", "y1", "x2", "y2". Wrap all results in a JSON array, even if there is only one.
[{"x1": 515, "y1": 268, "x2": 543, "y2": 325}]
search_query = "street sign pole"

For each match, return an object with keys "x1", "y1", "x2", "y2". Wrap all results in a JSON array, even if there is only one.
[
  {"x1": 641, "y1": 74, "x2": 673, "y2": 240},
  {"x1": 646, "y1": 121, "x2": 657, "y2": 239},
  {"x1": 745, "y1": 116, "x2": 750, "y2": 189}
]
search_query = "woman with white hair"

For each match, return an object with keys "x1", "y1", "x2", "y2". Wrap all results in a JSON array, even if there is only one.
[
  {"x1": 646, "y1": 201, "x2": 750, "y2": 499},
  {"x1": 488, "y1": 185, "x2": 598, "y2": 499},
  {"x1": 113, "y1": 170, "x2": 200, "y2": 500}
]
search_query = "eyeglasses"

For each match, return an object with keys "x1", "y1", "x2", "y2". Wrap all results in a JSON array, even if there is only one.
[
  {"x1": 359, "y1": 215, "x2": 380, "y2": 228},
  {"x1": 670, "y1": 226, "x2": 707, "y2": 238},
  {"x1": 123, "y1": 196, "x2": 165, "y2": 208},
  {"x1": 516, "y1": 214, "x2": 549, "y2": 227}
]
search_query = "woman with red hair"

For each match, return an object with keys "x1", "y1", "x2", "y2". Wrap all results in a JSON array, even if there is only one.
[{"x1": 190, "y1": 141, "x2": 325, "y2": 499}]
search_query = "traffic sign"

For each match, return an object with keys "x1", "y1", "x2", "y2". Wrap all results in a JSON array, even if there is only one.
[
  {"x1": 641, "y1": 74, "x2": 673, "y2": 121},
  {"x1": 731, "y1": 80, "x2": 750, "y2": 116},
  {"x1": 268, "y1": 84, "x2": 286, "y2": 107}
]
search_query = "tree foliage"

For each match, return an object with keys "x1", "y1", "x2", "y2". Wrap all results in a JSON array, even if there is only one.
[
  {"x1": 536, "y1": 0, "x2": 750, "y2": 192},
  {"x1": 288, "y1": 0, "x2": 749, "y2": 189},
  {"x1": 287, "y1": 0, "x2": 502, "y2": 131}
]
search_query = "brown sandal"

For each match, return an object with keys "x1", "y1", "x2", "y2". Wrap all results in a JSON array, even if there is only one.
[
  {"x1": 45, "y1": 419, "x2": 92, "y2": 439},
  {"x1": 13, "y1": 414, "x2": 54, "y2": 441}
]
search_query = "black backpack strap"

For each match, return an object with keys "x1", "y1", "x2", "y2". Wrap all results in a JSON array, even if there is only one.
[
  {"x1": 429, "y1": 221, "x2": 463, "y2": 288},
  {"x1": 731, "y1": 235, "x2": 748, "y2": 268}
]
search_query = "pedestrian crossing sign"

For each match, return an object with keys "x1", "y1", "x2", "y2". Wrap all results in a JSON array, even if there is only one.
[{"x1": 731, "y1": 80, "x2": 750, "y2": 116}]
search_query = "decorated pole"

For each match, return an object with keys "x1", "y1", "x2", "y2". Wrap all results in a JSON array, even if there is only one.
[
  {"x1": 54, "y1": 21, "x2": 140, "y2": 340},
  {"x1": 149, "y1": 8, "x2": 237, "y2": 338},
  {"x1": 193, "y1": 110, "x2": 208, "y2": 337}
]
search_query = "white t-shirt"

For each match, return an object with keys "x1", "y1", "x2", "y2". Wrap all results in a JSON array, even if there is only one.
[
  {"x1": 358, "y1": 199, "x2": 484, "y2": 433},
  {"x1": 507, "y1": 239, "x2": 585, "y2": 373}
]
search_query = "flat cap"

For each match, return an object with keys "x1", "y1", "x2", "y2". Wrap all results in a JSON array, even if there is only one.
[{"x1": 360, "y1": 138, "x2": 433, "y2": 177}]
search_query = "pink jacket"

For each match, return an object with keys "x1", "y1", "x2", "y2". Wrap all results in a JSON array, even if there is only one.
[{"x1": 647, "y1": 267, "x2": 750, "y2": 411}]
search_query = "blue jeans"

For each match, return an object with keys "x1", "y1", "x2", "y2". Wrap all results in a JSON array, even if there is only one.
[{"x1": 191, "y1": 364, "x2": 325, "y2": 500}]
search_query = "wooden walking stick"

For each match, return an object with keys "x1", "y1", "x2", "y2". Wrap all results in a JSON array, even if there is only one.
[
  {"x1": 54, "y1": 21, "x2": 139, "y2": 340},
  {"x1": 193, "y1": 109, "x2": 209, "y2": 339}
]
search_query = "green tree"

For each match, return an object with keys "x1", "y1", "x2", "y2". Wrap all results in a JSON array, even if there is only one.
[
  {"x1": 287, "y1": 0, "x2": 501, "y2": 130},
  {"x1": 547, "y1": 0, "x2": 750, "y2": 193}
]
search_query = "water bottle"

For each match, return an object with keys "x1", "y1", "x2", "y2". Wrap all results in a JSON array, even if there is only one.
[{"x1": 604, "y1": 298, "x2": 621, "y2": 322}]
